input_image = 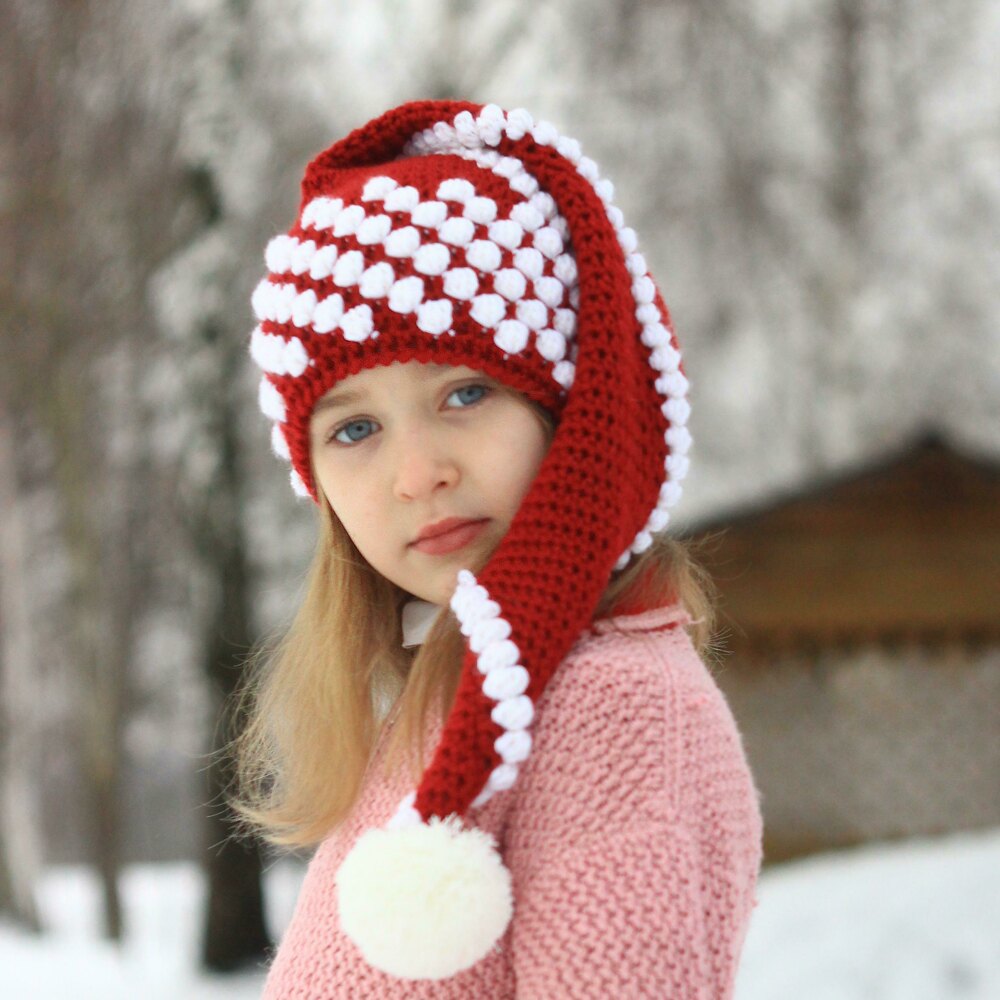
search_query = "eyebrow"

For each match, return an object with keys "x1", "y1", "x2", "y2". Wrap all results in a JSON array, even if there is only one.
[{"x1": 311, "y1": 365, "x2": 481, "y2": 417}]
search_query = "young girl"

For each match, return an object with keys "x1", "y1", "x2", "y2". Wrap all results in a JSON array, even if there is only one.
[{"x1": 234, "y1": 99, "x2": 763, "y2": 998}]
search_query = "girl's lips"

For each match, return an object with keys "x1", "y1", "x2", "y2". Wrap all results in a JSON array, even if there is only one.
[{"x1": 410, "y1": 519, "x2": 489, "y2": 555}]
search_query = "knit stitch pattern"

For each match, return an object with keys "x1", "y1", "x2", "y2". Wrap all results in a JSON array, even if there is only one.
[{"x1": 261, "y1": 605, "x2": 763, "y2": 998}]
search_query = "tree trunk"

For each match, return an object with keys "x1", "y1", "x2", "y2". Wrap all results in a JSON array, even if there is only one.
[
  {"x1": 199, "y1": 327, "x2": 272, "y2": 971},
  {"x1": 0, "y1": 411, "x2": 42, "y2": 930}
]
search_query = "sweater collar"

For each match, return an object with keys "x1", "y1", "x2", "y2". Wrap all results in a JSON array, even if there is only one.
[{"x1": 401, "y1": 598, "x2": 440, "y2": 648}]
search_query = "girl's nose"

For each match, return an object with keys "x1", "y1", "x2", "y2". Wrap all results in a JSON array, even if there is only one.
[{"x1": 390, "y1": 431, "x2": 459, "y2": 502}]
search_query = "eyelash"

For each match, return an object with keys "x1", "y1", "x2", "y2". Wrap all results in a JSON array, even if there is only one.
[{"x1": 326, "y1": 383, "x2": 493, "y2": 446}]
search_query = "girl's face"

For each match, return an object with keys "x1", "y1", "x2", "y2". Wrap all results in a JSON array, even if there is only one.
[{"x1": 309, "y1": 361, "x2": 551, "y2": 606}]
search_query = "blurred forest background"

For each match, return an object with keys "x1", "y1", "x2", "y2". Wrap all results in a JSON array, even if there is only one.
[{"x1": 1, "y1": 0, "x2": 997, "y2": 984}]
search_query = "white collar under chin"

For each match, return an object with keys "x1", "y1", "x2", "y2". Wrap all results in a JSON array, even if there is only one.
[{"x1": 401, "y1": 598, "x2": 440, "y2": 648}]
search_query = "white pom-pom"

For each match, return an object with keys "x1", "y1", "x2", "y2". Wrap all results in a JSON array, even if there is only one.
[{"x1": 336, "y1": 815, "x2": 513, "y2": 980}]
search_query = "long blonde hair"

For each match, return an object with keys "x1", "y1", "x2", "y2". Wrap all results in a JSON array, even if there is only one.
[{"x1": 229, "y1": 393, "x2": 721, "y2": 848}]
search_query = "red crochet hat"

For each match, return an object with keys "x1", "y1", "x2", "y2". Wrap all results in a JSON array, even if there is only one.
[{"x1": 249, "y1": 99, "x2": 691, "y2": 980}]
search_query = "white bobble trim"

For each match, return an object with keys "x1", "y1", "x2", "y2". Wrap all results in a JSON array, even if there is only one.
[
  {"x1": 437, "y1": 178, "x2": 476, "y2": 203},
  {"x1": 569, "y1": 285, "x2": 580, "y2": 309},
  {"x1": 388, "y1": 276, "x2": 424, "y2": 314},
  {"x1": 660, "y1": 480, "x2": 683, "y2": 507},
  {"x1": 533, "y1": 227, "x2": 563, "y2": 259},
  {"x1": 633, "y1": 275, "x2": 655, "y2": 304},
  {"x1": 510, "y1": 203, "x2": 544, "y2": 233},
  {"x1": 513, "y1": 247, "x2": 544, "y2": 280},
  {"x1": 535, "y1": 328, "x2": 566, "y2": 362},
  {"x1": 341, "y1": 304, "x2": 375, "y2": 342},
  {"x1": 411, "y1": 200, "x2": 448, "y2": 228},
  {"x1": 651, "y1": 344, "x2": 682, "y2": 371},
  {"x1": 301, "y1": 196, "x2": 342, "y2": 230},
  {"x1": 470, "y1": 293, "x2": 506, "y2": 329},
  {"x1": 495, "y1": 730, "x2": 532, "y2": 764},
  {"x1": 312, "y1": 292, "x2": 344, "y2": 333},
  {"x1": 333, "y1": 203, "x2": 366, "y2": 237},
  {"x1": 383, "y1": 185, "x2": 420, "y2": 212},
  {"x1": 439, "y1": 216, "x2": 475, "y2": 247},
  {"x1": 361, "y1": 176, "x2": 398, "y2": 201},
  {"x1": 516, "y1": 298, "x2": 548, "y2": 331},
  {"x1": 464, "y1": 196, "x2": 498, "y2": 225},
  {"x1": 258, "y1": 377, "x2": 286, "y2": 422},
  {"x1": 271, "y1": 423, "x2": 291, "y2": 460},
  {"x1": 443, "y1": 268, "x2": 479, "y2": 300},
  {"x1": 531, "y1": 120, "x2": 558, "y2": 146},
  {"x1": 632, "y1": 530, "x2": 654, "y2": 554},
  {"x1": 627, "y1": 252, "x2": 648, "y2": 278},
  {"x1": 666, "y1": 453, "x2": 690, "y2": 479},
  {"x1": 493, "y1": 269, "x2": 527, "y2": 301},
  {"x1": 466, "y1": 240, "x2": 502, "y2": 272},
  {"x1": 273, "y1": 284, "x2": 296, "y2": 324},
  {"x1": 265, "y1": 234, "x2": 296, "y2": 273},
  {"x1": 530, "y1": 192, "x2": 556, "y2": 220},
  {"x1": 493, "y1": 729, "x2": 531, "y2": 764},
  {"x1": 333, "y1": 250, "x2": 365, "y2": 286},
  {"x1": 488, "y1": 219, "x2": 525, "y2": 251},
  {"x1": 641, "y1": 323, "x2": 672, "y2": 349},
  {"x1": 614, "y1": 551, "x2": 631, "y2": 572},
  {"x1": 476, "y1": 104, "x2": 506, "y2": 146},
  {"x1": 356, "y1": 214, "x2": 392, "y2": 245},
  {"x1": 607, "y1": 204, "x2": 625, "y2": 229},
  {"x1": 509, "y1": 172, "x2": 539, "y2": 198},
  {"x1": 478, "y1": 639, "x2": 520, "y2": 673},
  {"x1": 468, "y1": 616, "x2": 512, "y2": 654},
  {"x1": 648, "y1": 507, "x2": 671, "y2": 533},
  {"x1": 662, "y1": 397, "x2": 692, "y2": 424},
  {"x1": 552, "y1": 360, "x2": 576, "y2": 390},
  {"x1": 309, "y1": 244, "x2": 338, "y2": 280},
  {"x1": 385, "y1": 226, "x2": 421, "y2": 258},
  {"x1": 534, "y1": 276, "x2": 565, "y2": 309},
  {"x1": 555, "y1": 134, "x2": 582, "y2": 163},
  {"x1": 656, "y1": 370, "x2": 689, "y2": 396},
  {"x1": 576, "y1": 155, "x2": 599, "y2": 182},
  {"x1": 595, "y1": 177, "x2": 614, "y2": 204},
  {"x1": 251, "y1": 279, "x2": 276, "y2": 320},
  {"x1": 291, "y1": 289, "x2": 318, "y2": 327},
  {"x1": 554, "y1": 308, "x2": 577, "y2": 338},
  {"x1": 483, "y1": 666, "x2": 530, "y2": 700},
  {"x1": 636, "y1": 302, "x2": 660, "y2": 325},
  {"x1": 554, "y1": 253, "x2": 578, "y2": 287},
  {"x1": 484, "y1": 763, "x2": 519, "y2": 793},
  {"x1": 492, "y1": 156, "x2": 522, "y2": 180},
  {"x1": 360, "y1": 262, "x2": 395, "y2": 299},
  {"x1": 413, "y1": 243, "x2": 451, "y2": 276},
  {"x1": 619, "y1": 227, "x2": 638, "y2": 254},
  {"x1": 290, "y1": 468, "x2": 311, "y2": 498},
  {"x1": 504, "y1": 107, "x2": 534, "y2": 141},
  {"x1": 416, "y1": 299, "x2": 453, "y2": 336},
  {"x1": 494, "y1": 319, "x2": 529, "y2": 354},
  {"x1": 453, "y1": 110, "x2": 481, "y2": 149},
  {"x1": 491, "y1": 695, "x2": 534, "y2": 731},
  {"x1": 666, "y1": 425, "x2": 693, "y2": 454}
]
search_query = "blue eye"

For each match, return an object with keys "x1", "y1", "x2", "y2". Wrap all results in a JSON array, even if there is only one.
[
  {"x1": 332, "y1": 418, "x2": 377, "y2": 445},
  {"x1": 448, "y1": 384, "x2": 489, "y2": 407}
]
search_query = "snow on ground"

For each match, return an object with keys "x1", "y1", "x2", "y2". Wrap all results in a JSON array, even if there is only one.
[{"x1": 1, "y1": 826, "x2": 997, "y2": 999}]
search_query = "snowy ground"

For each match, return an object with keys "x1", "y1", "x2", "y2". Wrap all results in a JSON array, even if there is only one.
[{"x1": 1, "y1": 825, "x2": 997, "y2": 999}]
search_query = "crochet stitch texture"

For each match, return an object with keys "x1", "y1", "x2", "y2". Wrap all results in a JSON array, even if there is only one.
[{"x1": 261, "y1": 605, "x2": 764, "y2": 998}]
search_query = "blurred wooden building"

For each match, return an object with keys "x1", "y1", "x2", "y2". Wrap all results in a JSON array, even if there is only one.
[{"x1": 689, "y1": 435, "x2": 1000, "y2": 863}]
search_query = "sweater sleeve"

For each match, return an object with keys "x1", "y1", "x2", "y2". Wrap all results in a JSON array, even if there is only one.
[{"x1": 500, "y1": 622, "x2": 760, "y2": 999}]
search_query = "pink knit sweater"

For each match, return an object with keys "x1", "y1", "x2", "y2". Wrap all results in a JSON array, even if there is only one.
[{"x1": 262, "y1": 603, "x2": 763, "y2": 998}]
